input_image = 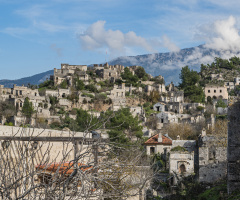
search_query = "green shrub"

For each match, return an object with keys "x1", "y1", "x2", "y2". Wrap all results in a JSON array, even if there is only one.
[
  {"x1": 171, "y1": 146, "x2": 187, "y2": 152},
  {"x1": 82, "y1": 93, "x2": 94, "y2": 99},
  {"x1": 197, "y1": 106, "x2": 204, "y2": 111},
  {"x1": 59, "y1": 80, "x2": 68, "y2": 89},
  {"x1": 95, "y1": 93, "x2": 107, "y2": 100},
  {"x1": 4, "y1": 122, "x2": 13, "y2": 126}
]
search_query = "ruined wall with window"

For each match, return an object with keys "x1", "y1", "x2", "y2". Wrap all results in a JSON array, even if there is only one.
[
  {"x1": 204, "y1": 85, "x2": 228, "y2": 100},
  {"x1": 198, "y1": 134, "x2": 227, "y2": 182}
]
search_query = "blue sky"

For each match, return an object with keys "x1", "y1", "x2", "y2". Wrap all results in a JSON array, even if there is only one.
[{"x1": 1, "y1": 0, "x2": 240, "y2": 79}]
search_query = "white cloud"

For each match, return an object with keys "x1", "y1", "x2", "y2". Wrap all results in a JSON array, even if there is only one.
[
  {"x1": 202, "y1": 16, "x2": 240, "y2": 52},
  {"x1": 79, "y1": 21, "x2": 155, "y2": 54},
  {"x1": 156, "y1": 16, "x2": 240, "y2": 72},
  {"x1": 79, "y1": 21, "x2": 181, "y2": 57},
  {"x1": 162, "y1": 35, "x2": 180, "y2": 52}
]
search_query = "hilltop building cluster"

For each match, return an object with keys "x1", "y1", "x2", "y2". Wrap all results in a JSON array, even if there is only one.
[{"x1": 0, "y1": 59, "x2": 240, "y2": 199}]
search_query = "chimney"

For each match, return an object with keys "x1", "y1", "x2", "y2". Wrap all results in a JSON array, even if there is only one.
[{"x1": 158, "y1": 132, "x2": 162, "y2": 143}]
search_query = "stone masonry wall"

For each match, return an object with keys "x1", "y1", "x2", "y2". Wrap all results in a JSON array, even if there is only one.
[
  {"x1": 228, "y1": 101, "x2": 240, "y2": 194},
  {"x1": 198, "y1": 135, "x2": 227, "y2": 183}
]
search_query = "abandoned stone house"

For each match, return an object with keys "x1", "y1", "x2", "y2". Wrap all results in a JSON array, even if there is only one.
[
  {"x1": 75, "y1": 70, "x2": 89, "y2": 83},
  {"x1": 170, "y1": 140, "x2": 197, "y2": 182},
  {"x1": 94, "y1": 63, "x2": 124, "y2": 81},
  {"x1": 108, "y1": 83, "x2": 126, "y2": 111},
  {"x1": 145, "y1": 84, "x2": 166, "y2": 95},
  {"x1": 129, "y1": 106, "x2": 143, "y2": 117},
  {"x1": 198, "y1": 132, "x2": 227, "y2": 183},
  {"x1": 51, "y1": 63, "x2": 87, "y2": 86},
  {"x1": 44, "y1": 88, "x2": 71, "y2": 98},
  {"x1": 224, "y1": 81, "x2": 235, "y2": 91},
  {"x1": 144, "y1": 133, "x2": 196, "y2": 184},
  {"x1": 169, "y1": 151, "x2": 195, "y2": 184},
  {"x1": 166, "y1": 102, "x2": 183, "y2": 113},
  {"x1": 182, "y1": 102, "x2": 205, "y2": 112},
  {"x1": 144, "y1": 127, "x2": 227, "y2": 185},
  {"x1": 156, "y1": 112, "x2": 178, "y2": 124},
  {"x1": 0, "y1": 84, "x2": 40, "y2": 99},
  {"x1": 154, "y1": 102, "x2": 204, "y2": 115},
  {"x1": 0, "y1": 84, "x2": 48, "y2": 113},
  {"x1": 204, "y1": 84, "x2": 228, "y2": 100},
  {"x1": 160, "y1": 91, "x2": 184, "y2": 103},
  {"x1": 153, "y1": 102, "x2": 166, "y2": 112},
  {"x1": 144, "y1": 132, "x2": 172, "y2": 155}
]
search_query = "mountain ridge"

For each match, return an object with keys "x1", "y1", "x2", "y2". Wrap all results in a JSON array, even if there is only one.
[
  {"x1": 0, "y1": 70, "x2": 53, "y2": 88},
  {"x1": 108, "y1": 44, "x2": 223, "y2": 84},
  {"x1": 0, "y1": 45, "x2": 230, "y2": 87}
]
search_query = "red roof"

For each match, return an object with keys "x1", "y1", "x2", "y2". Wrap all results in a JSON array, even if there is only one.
[
  {"x1": 36, "y1": 161, "x2": 93, "y2": 175},
  {"x1": 144, "y1": 134, "x2": 172, "y2": 145}
]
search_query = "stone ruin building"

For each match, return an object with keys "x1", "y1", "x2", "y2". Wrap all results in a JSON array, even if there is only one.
[
  {"x1": 198, "y1": 130, "x2": 227, "y2": 183},
  {"x1": 51, "y1": 63, "x2": 88, "y2": 86},
  {"x1": 204, "y1": 84, "x2": 228, "y2": 101},
  {"x1": 94, "y1": 62, "x2": 124, "y2": 81}
]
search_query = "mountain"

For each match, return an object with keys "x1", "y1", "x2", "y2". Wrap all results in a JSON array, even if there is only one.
[
  {"x1": 0, "y1": 70, "x2": 53, "y2": 88},
  {"x1": 0, "y1": 45, "x2": 232, "y2": 87},
  {"x1": 109, "y1": 45, "x2": 223, "y2": 84}
]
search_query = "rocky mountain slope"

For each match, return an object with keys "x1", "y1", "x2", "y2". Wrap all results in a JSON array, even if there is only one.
[{"x1": 109, "y1": 45, "x2": 222, "y2": 84}]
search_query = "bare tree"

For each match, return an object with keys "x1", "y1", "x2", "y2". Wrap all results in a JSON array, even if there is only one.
[
  {"x1": 165, "y1": 123, "x2": 197, "y2": 140},
  {"x1": 0, "y1": 126, "x2": 154, "y2": 200}
]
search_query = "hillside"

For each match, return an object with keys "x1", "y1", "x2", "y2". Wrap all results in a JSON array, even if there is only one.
[{"x1": 200, "y1": 57, "x2": 240, "y2": 86}]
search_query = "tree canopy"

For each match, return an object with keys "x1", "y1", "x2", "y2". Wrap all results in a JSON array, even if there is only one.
[
  {"x1": 106, "y1": 108, "x2": 143, "y2": 144},
  {"x1": 179, "y1": 66, "x2": 205, "y2": 103},
  {"x1": 22, "y1": 97, "x2": 34, "y2": 118},
  {"x1": 135, "y1": 66, "x2": 148, "y2": 80},
  {"x1": 121, "y1": 68, "x2": 139, "y2": 87},
  {"x1": 0, "y1": 101, "x2": 16, "y2": 121}
]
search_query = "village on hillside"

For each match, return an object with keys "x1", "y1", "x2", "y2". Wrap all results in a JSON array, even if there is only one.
[{"x1": 0, "y1": 57, "x2": 240, "y2": 199}]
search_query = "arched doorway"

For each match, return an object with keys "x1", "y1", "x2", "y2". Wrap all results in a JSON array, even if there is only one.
[
  {"x1": 179, "y1": 164, "x2": 186, "y2": 174},
  {"x1": 207, "y1": 96, "x2": 212, "y2": 104}
]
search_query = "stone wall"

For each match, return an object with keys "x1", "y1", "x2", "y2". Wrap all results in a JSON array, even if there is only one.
[
  {"x1": 198, "y1": 135, "x2": 227, "y2": 183},
  {"x1": 227, "y1": 101, "x2": 240, "y2": 194}
]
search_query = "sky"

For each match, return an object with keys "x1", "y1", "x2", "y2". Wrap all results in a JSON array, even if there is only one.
[{"x1": 1, "y1": 0, "x2": 240, "y2": 80}]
